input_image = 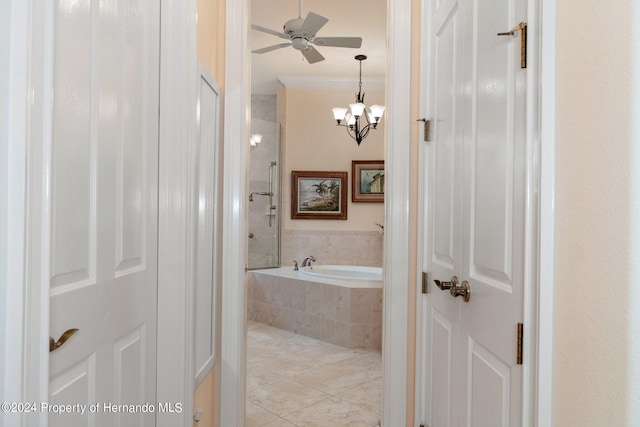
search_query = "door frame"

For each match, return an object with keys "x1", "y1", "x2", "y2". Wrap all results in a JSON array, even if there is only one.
[
  {"x1": 6, "y1": 0, "x2": 200, "y2": 425},
  {"x1": 220, "y1": 0, "x2": 414, "y2": 425},
  {"x1": 219, "y1": 0, "x2": 250, "y2": 425},
  {"x1": 414, "y1": 0, "x2": 555, "y2": 425}
]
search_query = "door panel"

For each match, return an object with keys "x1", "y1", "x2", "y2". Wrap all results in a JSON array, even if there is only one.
[
  {"x1": 49, "y1": 0, "x2": 160, "y2": 425},
  {"x1": 430, "y1": 310, "x2": 454, "y2": 427},
  {"x1": 469, "y1": 340, "x2": 511, "y2": 427},
  {"x1": 432, "y1": 4, "x2": 458, "y2": 271},
  {"x1": 49, "y1": 356, "x2": 96, "y2": 427},
  {"x1": 115, "y1": 0, "x2": 152, "y2": 275},
  {"x1": 50, "y1": 0, "x2": 95, "y2": 291},
  {"x1": 114, "y1": 327, "x2": 147, "y2": 427},
  {"x1": 461, "y1": 1, "x2": 525, "y2": 422},
  {"x1": 425, "y1": 2, "x2": 463, "y2": 426},
  {"x1": 421, "y1": 0, "x2": 527, "y2": 424},
  {"x1": 466, "y1": 0, "x2": 522, "y2": 290}
]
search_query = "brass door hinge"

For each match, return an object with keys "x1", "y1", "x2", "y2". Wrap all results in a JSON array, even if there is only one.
[
  {"x1": 417, "y1": 118, "x2": 431, "y2": 141},
  {"x1": 497, "y1": 22, "x2": 527, "y2": 68},
  {"x1": 421, "y1": 272, "x2": 429, "y2": 294},
  {"x1": 517, "y1": 322, "x2": 524, "y2": 365}
]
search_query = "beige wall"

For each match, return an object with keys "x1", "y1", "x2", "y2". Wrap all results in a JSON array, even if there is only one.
[
  {"x1": 197, "y1": 0, "x2": 225, "y2": 84},
  {"x1": 281, "y1": 87, "x2": 386, "y2": 232},
  {"x1": 554, "y1": 1, "x2": 639, "y2": 425},
  {"x1": 194, "y1": 0, "x2": 225, "y2": 426}
]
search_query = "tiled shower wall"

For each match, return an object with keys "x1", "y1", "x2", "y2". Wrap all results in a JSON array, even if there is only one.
[{"x1": 281, "y1": 229, "x2": 384, "y2": 268}]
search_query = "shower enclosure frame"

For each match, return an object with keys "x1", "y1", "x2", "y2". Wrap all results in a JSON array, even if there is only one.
[{"x1": 248, "y1": 118, "x2": 282, "y2": 270}]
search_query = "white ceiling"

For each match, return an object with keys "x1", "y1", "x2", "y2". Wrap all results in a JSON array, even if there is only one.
[{"x1": 250, "y1": 0, "x2": 388, "y2": 94}]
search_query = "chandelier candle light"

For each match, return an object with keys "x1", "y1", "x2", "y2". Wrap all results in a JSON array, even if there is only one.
[{"x1": 332, "y1": 55, "x2": 385, "y2": 146}]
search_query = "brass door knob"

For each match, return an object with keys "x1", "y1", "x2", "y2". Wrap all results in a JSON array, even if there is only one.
[
  {"x1": 434, "y1": 276, "x2": 458, "y2": 291},
  {"x1": 450, "y1": 280, "x2": 471, "y2": 302},
  {"x1": 49, "y1": 328, "x2": 79, "y2": 352}
]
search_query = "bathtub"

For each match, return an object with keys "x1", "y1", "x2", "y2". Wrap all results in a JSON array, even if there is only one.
[
  {"x1": 247, "y1": 266, "x2": 382, "y2": 350},
  {"x1": 299, "y1": 265, "x2": 382, "y2": 282}
]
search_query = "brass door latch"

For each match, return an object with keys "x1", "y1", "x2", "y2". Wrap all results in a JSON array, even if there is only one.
[
  {"x1": 417, "y1": 118, "x2": 431, "y2": 141},
  {"x1": 49, "y1": 328, "x2": 79, "y2": 352},
  {"x1": 498, "y1": 22, "x2": 527, "y2": 69}
]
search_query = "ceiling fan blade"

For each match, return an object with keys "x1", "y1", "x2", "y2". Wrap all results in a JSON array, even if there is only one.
[
  {"x1": 300, "y1": 12, "x2": 329, "y2": 36},
  {"x1": 251, "y1": 24, "x2": 290, "y2": 40},
  {"x1": 312, "y1": 36, "x2": 363, "y2": 49},
  {"x1": 302, "y1": 46, "x2": 325, "y2": 64},
  {"x1": 252, "y1": 43, "x2": 291, "y2": 54}
]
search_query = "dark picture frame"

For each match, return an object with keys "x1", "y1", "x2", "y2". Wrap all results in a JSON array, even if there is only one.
[
  {"x1": 291, "y1": 171, "x2": 348, "y2": 220},
  {"x1": 352, "y1": 160, "x2": 385, "y2": 203}
]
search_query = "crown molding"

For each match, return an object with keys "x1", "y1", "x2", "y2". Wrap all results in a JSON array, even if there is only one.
[{"x1": 277, "y1": 76, "x2": 385, "y2": 91}]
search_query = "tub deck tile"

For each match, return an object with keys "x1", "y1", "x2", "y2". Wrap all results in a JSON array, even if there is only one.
[{"x1": 249, "y1": 268, "x2": 381, "y2": 351}]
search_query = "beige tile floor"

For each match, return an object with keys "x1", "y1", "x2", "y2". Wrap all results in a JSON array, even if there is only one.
[{"x1": 246, "y1": 321, "x2": 382, "y2": 427}]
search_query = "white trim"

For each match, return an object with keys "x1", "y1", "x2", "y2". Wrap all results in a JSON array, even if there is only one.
[
  {"x1": 156, "y1": 0, "x2": 198, "y2": 425},
  {"x1": 522, "y1": 1, "x2": 543, "y2": 424},
  {"x1": 537, "y1": 0, "x2": 556, "y2": 424},
  {"x1": 382, "y1": 0, "x2": 413, "y2": 424},
  {"x1": 193, "y1": 62, "x2": 223, "y2": 386},
  {"x1": 222, "y1": 0, "x2": 413, "y2": 424},
  {"x1": 414, "y1": 0, "x2": 432, "y2": 422},
  {"x1": 2, "y1": 0, "x2": 28, "y2": 417},
  {"x1": 277, "y1": 76, "x2": 385, "y2": 91},
  {"x1": 220, "y1": 0, "x2": 250, "y2": 424},
  {"x1": 21, "y1": 1, "x2": 55, "y2": 425},
  {"x1": 3, "y1": 2, "x2": 32, "y2": 426}
]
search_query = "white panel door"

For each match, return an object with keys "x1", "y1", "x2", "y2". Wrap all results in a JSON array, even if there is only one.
[
  {"x1": 424, "y1": 0, "x2": 464, "y2": 425},
  {"x1": 421, "y1": 0, "x2": 528, "y2": 425},
  {"x1": 48, "y1": 1, "x2": 160, "y2": 426},
  {"x1": 459, "y1": 0, "x2": 527, "y2": 425}
]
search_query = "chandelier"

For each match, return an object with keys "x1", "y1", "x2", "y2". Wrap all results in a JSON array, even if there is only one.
[{"x1": 332, "y1": 55, "x2": 385, "y2": 146}]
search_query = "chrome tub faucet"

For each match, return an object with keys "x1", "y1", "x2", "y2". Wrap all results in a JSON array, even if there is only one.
[{"x1": 301, "y1": 256, "x2": 316, "y2": 267}]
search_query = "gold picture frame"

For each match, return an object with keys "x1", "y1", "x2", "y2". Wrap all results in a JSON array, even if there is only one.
[
  {"x1": 291, "y1": 171, "x2": 348, "y2": 220},
  {"x1": 352, "y1": 160, "x2": 384, "y2": 203}
]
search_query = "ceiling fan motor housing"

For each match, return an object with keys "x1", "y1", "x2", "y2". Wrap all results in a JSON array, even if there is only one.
[{"x1": 283, "y1": 18, "x2": 307, "y2": 36}]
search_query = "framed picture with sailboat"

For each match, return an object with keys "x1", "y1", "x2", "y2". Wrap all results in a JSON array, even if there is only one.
[{"x1": 352, "y1": 160, "x2": 384, "y2": 202}]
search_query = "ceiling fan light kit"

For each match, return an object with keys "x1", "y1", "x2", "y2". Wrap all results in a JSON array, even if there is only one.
[{"x1": 332, "y1": 55, "x2": 386, "y2": 146}]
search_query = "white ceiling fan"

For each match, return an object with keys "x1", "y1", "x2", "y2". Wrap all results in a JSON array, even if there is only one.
[{"x1": 251, "y1": 0, "x2": 363, "y2": 64}]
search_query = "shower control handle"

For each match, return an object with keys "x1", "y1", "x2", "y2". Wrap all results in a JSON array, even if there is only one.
[{"x1": 268, "y1": 162, "x2": 277, "y2": 228}]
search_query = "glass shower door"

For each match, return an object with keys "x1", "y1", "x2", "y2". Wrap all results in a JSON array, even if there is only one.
[{"x1": 248, "y1": 95, "x2": 280, "y2": 269}]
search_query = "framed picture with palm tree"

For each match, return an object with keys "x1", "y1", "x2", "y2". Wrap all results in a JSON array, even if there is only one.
[{"x1": 291, "y1": 171, "x2": 348, "y2": 220}]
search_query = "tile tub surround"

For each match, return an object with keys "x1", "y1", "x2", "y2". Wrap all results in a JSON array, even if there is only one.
[
  {"x1": 281, "y1": 229, "x2": 383, "y2": 268},
  {"x1": 248, "y1": 268, "x2": 383, "y2": 351}
]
